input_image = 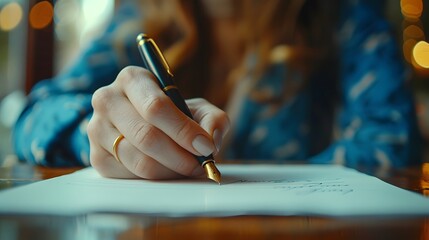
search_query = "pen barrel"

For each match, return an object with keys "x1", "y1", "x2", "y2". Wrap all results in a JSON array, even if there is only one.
[{"x1": 164, "y1": 87, "x2": 193, "y2": 119}]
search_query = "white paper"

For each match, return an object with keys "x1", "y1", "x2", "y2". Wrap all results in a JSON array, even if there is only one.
[{"x1": 0, "y1": 164, "x2": 428, "y2": 216}]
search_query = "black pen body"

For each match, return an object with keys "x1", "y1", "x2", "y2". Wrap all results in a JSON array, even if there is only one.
[{"x1": 136, "y1": 34, "x2": 214, "y2": 165}]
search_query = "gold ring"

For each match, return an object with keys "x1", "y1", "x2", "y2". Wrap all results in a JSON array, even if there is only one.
[{"x1": 112, "y1": 134, "x2": 125, "y2": 163}]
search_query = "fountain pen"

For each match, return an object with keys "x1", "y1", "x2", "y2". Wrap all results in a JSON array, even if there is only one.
[{"x1": 136, "y1": 33, "x2": 221, "y2": 184}]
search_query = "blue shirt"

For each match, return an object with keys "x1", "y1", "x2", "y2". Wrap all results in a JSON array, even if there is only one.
[{"x1": 12, "y1": 0, "x2": 421, "y2": 168}]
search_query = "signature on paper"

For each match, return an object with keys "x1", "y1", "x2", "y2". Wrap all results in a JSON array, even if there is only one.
[{"x1": 228, "y1": 178, "x2": 354, "y2": 195}]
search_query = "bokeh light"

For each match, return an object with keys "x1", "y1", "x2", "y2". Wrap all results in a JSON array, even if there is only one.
[
  {"x1": 403, "y1": 24, "x2": 425, "y2": 41},
  {"x1": 413, "y1": 41, "x2": 429, "y2": 69},
  {"x1": 400, "y1": 0, "x2": 427, "y2": 74},
  {"x1": 29, "y1": 1, "x2": 54, "y2": 29},
  {"x1": 401, "y1": 0, "x2": 423, "y2": 19},
  {"x1": 0, "y1": 2, "x2": 23, "y2": 31}
]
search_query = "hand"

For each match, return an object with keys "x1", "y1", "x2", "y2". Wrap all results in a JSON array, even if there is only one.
[{"x1": 87, "y1": 66, "x2": 230, "y2": 179}]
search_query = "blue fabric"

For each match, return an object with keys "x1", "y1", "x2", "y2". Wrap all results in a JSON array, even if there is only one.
[
  {"x1": 227, "y1": 0, "x2": 421, "y2": 167},
  {"x1": 12, "y1": 0, "x2": 421, "y2": 168}
]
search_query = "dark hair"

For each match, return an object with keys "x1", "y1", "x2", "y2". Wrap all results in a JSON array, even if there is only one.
[
  {"x1": 239, "y1": 0, "x2": 340, "y2": 104},
  {"x1": 174, "y1": 0, "x2": 212, "y2": 100},
  {"x1": 152, "y1": 0, "x2": 340, "y2": 108}
]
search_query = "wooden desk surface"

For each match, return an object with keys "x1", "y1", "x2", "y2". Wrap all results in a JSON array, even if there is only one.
[{"x1": 0, "y1": 163, "x2": 428, "y2": 240}]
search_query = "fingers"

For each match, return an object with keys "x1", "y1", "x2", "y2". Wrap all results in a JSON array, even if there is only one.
[
  {"x1": 116, "y1": 137, "x2": 186, "y2": 179},
  {"x1": 186, "y1": 98, "x2": 231, "y2": 152},
  {"x1": 88, "y1": 119, "x2": 185, "y2": 179},
  {"x1": 115, "y1": 66, "x2": 216, "y2": 157},
  {"x1": 90, "y1": 148, "x2": 138, "y2": 179},
  {"x1": 88, "y1": 121, "x2": 137, "y2": 179},
  {"x1": 88, "y1": 65, "x2": 229, "y2": 180},
  {"x1": 91, "y1": 86, "x2": 204, "y2": 178}
]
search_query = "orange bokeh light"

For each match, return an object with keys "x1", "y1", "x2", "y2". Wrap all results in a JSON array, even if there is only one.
[
  {"x1": 403, "y1": 24, "x2": 425, "y2": 41},
  {"x1": 401, "y1": 0, "x2": 423, "y2": 19},
  {"x1": 29, "y1": 1, "x2": 54, "y2": 29}
]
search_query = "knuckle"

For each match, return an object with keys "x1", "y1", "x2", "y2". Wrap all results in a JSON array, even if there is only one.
[
  {"x1": 142, "y1": 95, "x2": 170, "y2": 119},
  {"x1": 186, "y1": 98, "x2": 207, "y2": 109},
  {"x1": 92, "y1": 87, "x2": 114, "y2": 112},
  {"x1": 117, "y1": 66, "x2": 151, "y2": 87},
  {"x1": 133, "y1": 123, "x2": 159, "y2": 150},
  {"x1": 218, "y1": 111, "x2": 231, "y2": 128},
  {"x1": 194, "y1": 98, "x2": 207, "y2": 105},
  {"x1": 174, "y1": 119, "x2": 194, "y2": 140},
  {"x1": 215, "y1": 110, "x2": 229, "y2": 122},
  {"x1": 118, "y1": 66, "x2": 139, "y2": 80},
  {"x1": 117, "y1": 66, "x2": 138, "y2": 86}
]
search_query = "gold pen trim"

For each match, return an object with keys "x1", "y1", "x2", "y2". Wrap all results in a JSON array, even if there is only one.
[
  {"x1": 162, "y1": 85, "x2": 178, "y2": 92},
  {"x1": 137, "y1": 38, "x2": 174, "y2": 77}
]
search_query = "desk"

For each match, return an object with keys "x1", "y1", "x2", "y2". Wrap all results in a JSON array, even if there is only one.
[{"x1": 0, "y1": 163, "x2": 428, "y2": 240}]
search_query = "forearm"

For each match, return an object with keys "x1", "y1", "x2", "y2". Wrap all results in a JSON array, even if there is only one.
[{"x1": 13, "y1": 94, "x2": 92, "y2": 166}]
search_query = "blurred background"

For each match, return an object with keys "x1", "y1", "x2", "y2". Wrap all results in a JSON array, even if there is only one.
[
  {"x1": 0, "y1": 0, "x2": 428, "y2": 165},
  {"x1": 0, "y1": 0, "x2": 115, "y2": 165}
]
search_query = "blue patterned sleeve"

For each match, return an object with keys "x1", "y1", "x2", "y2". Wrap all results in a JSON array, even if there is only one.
[
  {"x1": 311, "y1": 0, "x2": 421, "y2": 167},
  {"x1": 12, "y1": 2, "x2": 144, "y2": 166}
]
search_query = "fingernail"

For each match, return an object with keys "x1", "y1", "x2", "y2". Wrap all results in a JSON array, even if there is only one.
[
  {"x1": 192, "y1": 135, "x2": 214, "y2": 156},
  {"x1": 191, "y1": 166, "x2": 205, "y2": 177},
  {"x1": 213, "y1": 129, "x2": 223, "y2": 152}
]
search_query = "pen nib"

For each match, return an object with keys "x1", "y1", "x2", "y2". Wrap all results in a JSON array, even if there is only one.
[{"x1": 203, "y1": 161, "x2": 222, "y2": 185}]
